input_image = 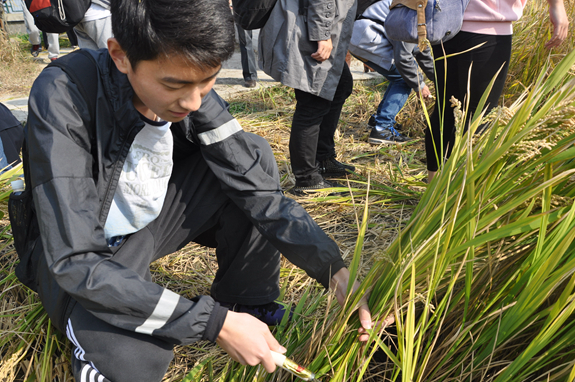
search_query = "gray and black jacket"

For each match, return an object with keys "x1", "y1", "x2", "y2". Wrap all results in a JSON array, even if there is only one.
[{"x1": 18, "y1": 49, "x2": 344, "y2": 346}]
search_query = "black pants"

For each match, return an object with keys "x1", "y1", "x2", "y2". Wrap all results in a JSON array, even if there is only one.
[
  {"x1": 57, "y1": 134, "x2": 281, "y2": 382},
  {"x1": 236, "y1": 23, "x2": 258, "y2": 81},
  {"x1": 426, "y1": 32, "x2": 512, "y2": 172},
  {"x1": 290, "y1": 64, "x2": 354, "y2": 186}
]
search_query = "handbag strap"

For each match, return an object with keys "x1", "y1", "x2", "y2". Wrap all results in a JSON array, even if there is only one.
[{"x1": 390, "y1": 0, "x2": 429, "y2": 51}]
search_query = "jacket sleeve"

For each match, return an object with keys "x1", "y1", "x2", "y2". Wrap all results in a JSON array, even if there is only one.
[
  {"x1": 184, "y1": 90, "x2": 345, "y2": 288},
  {"x1": 27, "y1": 67, "x2": 227, "y2": 346},
  {"x1": 307, "y1": 0, "x2": 337, "y2": 41},
  {"x1": 414, "y1": 46, "x2": 435, "y2": 83},
  {"x1": 390, "y1": 39, "x2": 426, "y2": 91}
]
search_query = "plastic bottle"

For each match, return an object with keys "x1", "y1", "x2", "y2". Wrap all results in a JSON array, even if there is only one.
[{"x1": 11, "y1": 179, "x2": 24, "y2": 195}]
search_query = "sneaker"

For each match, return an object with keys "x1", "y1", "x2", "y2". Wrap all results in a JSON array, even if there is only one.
[
  {"x1": 220, "y1": 301, "x2": 292, "y2": 326},
  {"x1": 368, "y1": 116, "x2": 404, "y2": 132},
  {"x1": 318, "y1": 156, "x2": 355, "y2": 177},
  {"x1": 31, "y1": 45, "x2": 42, "y2": 57},
  {"x1": 368, "y1": 127, "x2": 411, "y2": 145},
  {"x1": 289, "y1": 178, "x2": 344, "y2": 196}
]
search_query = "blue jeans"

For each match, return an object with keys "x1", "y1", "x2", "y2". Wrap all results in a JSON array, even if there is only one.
[{"x1": 365, "y1": 61, "x2": 412, "y2": 131}]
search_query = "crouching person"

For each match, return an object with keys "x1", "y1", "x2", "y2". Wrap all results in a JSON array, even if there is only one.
[{"x1": 10, "y1": 0, "x2": 373, "y2": 381}]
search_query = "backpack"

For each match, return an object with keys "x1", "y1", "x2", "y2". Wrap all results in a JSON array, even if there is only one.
[
  {"x1": 25, "y1": 0, "x2": 91, "y2": 33},
  {"x1": 385, "y1": 0, "x2": 471, "y2": 50},
  {"x1": 9, "y1": 50, "x2": 98, "y2": 291}
]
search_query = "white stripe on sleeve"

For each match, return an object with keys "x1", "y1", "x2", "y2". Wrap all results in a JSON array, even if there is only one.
[
  {"x1": 135, "y1": 289, "x2": 180, "y2": 335},
  {"x1": 197, "y1": 119, "x2": 242, "y2": 145}
]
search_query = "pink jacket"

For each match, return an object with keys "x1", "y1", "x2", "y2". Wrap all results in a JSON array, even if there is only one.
[{"x1": 461, "y1": 0, "x2": 528, "y2": 35}]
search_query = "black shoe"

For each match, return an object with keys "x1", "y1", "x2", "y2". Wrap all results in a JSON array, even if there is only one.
[
  {"x1": 219, "y1": 301, "x2": 292, "y2": 326},
  {"x1": 318, "y1": 156, "x2": 355, "y2": 177},
  {"x1": 289, "y1": 178, "x2": 344, "y2": 196},
  {"x1": 368, "y1": 127, "x2": 411, "y2": 145},
  {"x1": 244, "y1": 80, "x2": 257, "y2": 88}
]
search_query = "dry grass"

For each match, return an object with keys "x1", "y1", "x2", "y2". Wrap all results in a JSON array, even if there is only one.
[{"x1": 0, "y1": 34, "x2": 45, "y2": 100}]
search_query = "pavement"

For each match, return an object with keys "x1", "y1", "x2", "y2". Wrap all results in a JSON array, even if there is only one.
[{"x1": 2, "y1": 31, "x2": 382, "y2": 124}]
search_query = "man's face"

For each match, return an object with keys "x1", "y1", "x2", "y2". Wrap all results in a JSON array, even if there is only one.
[{"x1": 111, "y1": 41, "x2": 220, "y2": 122}]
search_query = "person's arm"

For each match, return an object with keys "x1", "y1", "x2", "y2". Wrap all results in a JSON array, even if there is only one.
[
  {"x1": 28, "y1": 67, "x2": 227, "y2": 345},
  {"x1": 545, "y1": 0, "x2": 569, "y2": 49},
  {"x1": 390, "y1": 40, "x2": 424, "y2": 90},
  {"x1": 307, "y1": 0, "x2": 336, "y2": 61}
]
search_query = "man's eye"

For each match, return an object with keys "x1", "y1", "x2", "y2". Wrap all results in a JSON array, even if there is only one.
[{"x1": 164, "y1": 84, "x2": 182, "y2": 90}]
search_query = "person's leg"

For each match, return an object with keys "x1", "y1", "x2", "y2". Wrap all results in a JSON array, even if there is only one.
[
  {"x1": 367, "y1": 62, "x2": 411, "y2": 131},
  {"x1": 74, "y1": 16, "x2": 113, "y2": 50},
  {"x1": 66, "y1": 303, "x2": 174, "y2": 382},
  {"x1": 74, "y1": 23, "x2": 100, "y2": 50},
  {"x1": 46, "y1": 33, "x2": 60, "y2": 59},
  {"x1": 235, "y1": 23, "x2": 258, "y2": 83},
  {"x1": 462, "y1": 34, "x2": 512, "y2": 134},
  {"x1": 316, "y1": 63, "x2": 354, "y2": 161},
  {"x1": 67, "y1": 28, "x2": 79, "y2": 47},
  {"x1": 21, "y1": 4, "x2": 40, "y2": 45},
  {"x1": 290, "y1": 90, "x2": 331, "y2": 186},
  {"x1": 144, "y1": 136, "x2": 281, "y2": 305},
  {"x1": 426, "y1": 32, "x2": 512, "y2": 174},
  {"x1": 426, "y1": 36, "x2": 462, "y2": 173}
]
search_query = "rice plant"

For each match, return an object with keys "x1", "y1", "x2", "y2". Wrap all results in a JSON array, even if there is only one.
[{"x1": 293, "y1": 47, "x2": 575, "y2": 382}]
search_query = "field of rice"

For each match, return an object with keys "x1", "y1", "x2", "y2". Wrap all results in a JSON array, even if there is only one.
[{"x1": 1, "y1": 2, "x2": 575, "y2": 381}]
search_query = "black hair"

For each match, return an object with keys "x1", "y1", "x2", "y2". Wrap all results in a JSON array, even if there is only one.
[{"x1": 111, "y1": 0, "x2": 235, "y2": 69}]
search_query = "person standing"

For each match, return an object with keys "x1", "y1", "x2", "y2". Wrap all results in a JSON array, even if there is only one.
[
  {"x1": 236, "y1": 23, "x2": 259, "y2": 88},
  {"x1": 259, "y1": 0, "x2": 357, "y2": 194},
  {"x1": 349, "y1": 0, "x2": 434, "y2": 145},
  {"x1": 426, "y1": 0, "x2": 569, "y2": 182},
  {"x1": 21, "y1": 0, "x2": 59, "y2": 60}
]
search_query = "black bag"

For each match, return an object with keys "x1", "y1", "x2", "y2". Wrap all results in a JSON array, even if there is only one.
[
  {"x1": 25, "y1": 0, "x2": 91, "y2": 33},
  {"x1": 9, "y1": 50, "x2": 98, "y2": 290},
  {"x1": 232, "y1": 0, "x2": 278, "y2": 30}
]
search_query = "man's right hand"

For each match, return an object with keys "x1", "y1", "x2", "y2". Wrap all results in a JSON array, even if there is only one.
[{"x1": 216, "y1": 311, "x2": 286, "y2": 372}]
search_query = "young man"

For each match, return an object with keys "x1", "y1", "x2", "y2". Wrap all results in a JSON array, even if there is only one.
[{"x1": 16, "y1": 0, "x2": 372, "y2": 381}]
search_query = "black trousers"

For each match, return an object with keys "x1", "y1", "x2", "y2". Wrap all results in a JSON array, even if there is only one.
[
  {"x1": 290, "y1": 64, "x2": 354, "y2": 186},
  {"x1": 59, "y1": 133, "x2": 280, "y2": 382},
  {"x1": 426, "y1": 32, "x2": 512, "y2": 172}
]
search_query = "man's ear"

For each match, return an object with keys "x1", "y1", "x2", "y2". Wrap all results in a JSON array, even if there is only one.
[{"x1": 108, "y1": 38, "x2": 130, "y2": 74}]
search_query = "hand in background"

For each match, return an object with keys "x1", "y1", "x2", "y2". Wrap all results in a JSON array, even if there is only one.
[
  {"x1": 545, "y1": 0, "x2": 569, "y2": 49},
  {"x1": 311, "y1": 39, "x2": 333, "y2": 62},
  {"x1": 217, "y1": 311, "x2": 287, "y2": 372},
  {"x1": 421, "y1": 84, "x2": 432, "y2": 99}
]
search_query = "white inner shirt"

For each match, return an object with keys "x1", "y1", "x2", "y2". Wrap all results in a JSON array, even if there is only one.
[{"x1": 104, "y1": 116, "x2": 173, "y2": 239}]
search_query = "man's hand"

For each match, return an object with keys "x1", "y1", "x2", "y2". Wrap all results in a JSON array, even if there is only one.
[
  {"x1": 330, "y1": 268, "x2": 373, "y2": 341},
  {"x1": 421, "y1": 84, "x2": 432, "y2": 99},
  {"x1": 545, "y1": 0, "x2": 569, "y2": 49},
  {"x1": 311, "y1": 39, "x2": 333, "y2": 62},
  {"x1": 217, "y1": 311, "x2": 286, "y2": 372}
]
